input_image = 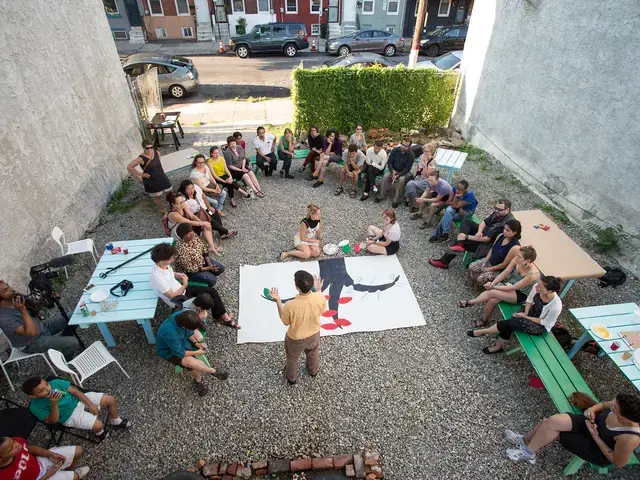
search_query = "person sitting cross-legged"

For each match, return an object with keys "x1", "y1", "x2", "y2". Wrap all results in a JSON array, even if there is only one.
[
  {"x1": 467, "y1": 275, "x2": 563, "y2": 354},
  {"x1": 375, "y1": 136, "x2": 415, "y2": 207},
  {"x1": 23, "y1": 376, "x2": 131, "y2": 442},
  {"x1": 0, "y1": 436, "x2": 90, "y2": 480},
  {"x1": 334, "y1": 144, "x2": 366, "y2": 198},
  {"x1": 412, "y1": 170, "x2": 452, "y2": 229},
  {"x1": 359, "y1": 140, "x2": 388, "y2": 201},
  {"x1": 503, "y1": 393, "x2": 640, "y2": 467},
  {"x1": 428, "y1": 179, "x2": 478, "y2": 243},
  {"x1": 173, "y1": 223, "x2": 225, "y2": 288},
  {"x1": 156, "y1": 308, "x2": 229, "y2": 397}
]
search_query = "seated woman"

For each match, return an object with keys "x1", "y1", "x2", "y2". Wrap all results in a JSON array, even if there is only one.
[
  {"x1": 223, "y1": 135, "x2": 265, "y2": 200},
  {"x1": 190, "y1": 154, "x2": 226, "y2": 212},
  {"x1": 277, "y1": 128, "x2": 295, "y2": 179},
  {"x1": 233, "y1": 131, "x2": 246, "y2": 151},
  {"x1": 355, "y1": 209, "x2": 401, "y2": 256},
  {"x1": 166, "y1": 192, "x2": 218, "y2": 255},
  {"x1": 174, "y1": 223, "x2": 225, "y2": 287},
  {"x1": 467, "y1": 275, "x2": 563, "y2": 353},
  {"x1": 458, "y1": 246, "x2": 539, "y2": 328},
  {"x1": 280, "y1": 203, "x2": 322, "y2": 261},
  {"x1": 503, "y1": 393, "x2": 640, "y2": 467},
  {"x1": 467, "y1": 219, "x2": 522, "y2": 287},
  {"x1": 349, "y1": 123, "x2": 367, "y2": 152},
  {"x1": 312, "y1": 128, "x2": 343, "y2": 188},
  {"x1": 177, "y1": 180, "x2": 237, "y2": 241},
  {"x1": 405, "y1": 141, "x2": 437, "y2": 211},
  {"x1": 208, "y1": 145, "x2": 248, "y2": 208},
  {"x1": 412, "y1": 170, "x2": 453, "y2": 229}
]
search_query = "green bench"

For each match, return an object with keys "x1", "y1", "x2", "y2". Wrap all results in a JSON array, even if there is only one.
[
  {"x1": 452, "y1": 213, "x2": 482, "y2": 267},
  {"x1": 250, "y1": 148, "x2": 310, "y2": 172},
  {"x1": 497, "y1": 302, "x2": 639, "y2": 475}
]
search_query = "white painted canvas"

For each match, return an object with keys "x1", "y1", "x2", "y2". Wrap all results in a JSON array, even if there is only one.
[{"x1": 238, "y1": 255, "x2": 425, "y2": 344}]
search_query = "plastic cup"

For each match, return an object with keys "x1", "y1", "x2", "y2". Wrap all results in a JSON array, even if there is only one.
[
  {"x1": 610, "y1": 341, "x2": 620, "y2": 351},
  {"x1": 123, "y1": 246, "x2": 129, "y2": 255},
  {"x1": 338, "y1": 240, "x2": 350, "y2": 254}
]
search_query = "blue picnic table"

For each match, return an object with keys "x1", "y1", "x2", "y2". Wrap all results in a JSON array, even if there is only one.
[{"x1": 68, "y1": 237, "x2": 172, "y2": 348}]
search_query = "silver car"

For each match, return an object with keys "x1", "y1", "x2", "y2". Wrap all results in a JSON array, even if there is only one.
[
  {"x1": 123, "y1": 54, "x2": 199, "y2": 98},
  {"x1": 326, "y1": 30, "x2": 405, "y2": 57},
  {"x1": 416, "y1": 51, "x2": 463, "y2": 72}
]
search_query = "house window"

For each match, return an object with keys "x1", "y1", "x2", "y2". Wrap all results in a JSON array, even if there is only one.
[
  {"x1": 362, "y1": 0, "x2": 374, "y2": 14},
  {"x1": 175, "y1": 0, "x2": 190, "y2": 15},
  {"x1": 112, "y1": 30, "x2": 128, "y2": 40},
  {"x1": 311, "y1": 0, "x2": 320, "y2": 14},
  {"x1": 103, "y1": 0, "x2": 119, "y2": 15},
  {"x1": 182, "y1": 26, "x2": 194, "y2": 38},
  {"x1": 232, "y1": 0, "x2": 244, "y2": 12},
  {"x1": 387, "y1": 0, "x2": 398, "y2": 15},
  {"x1": 155, "y1": 27, "x2": 168, "y2": 39},
  {"x1": 148, "y1": 0, "x2": 163, "y2": 15},
  {"x1": 438, "y1": 0, "x2": 452, "y2": 17},
  {"x1": 258, "y1": 0, "x2": 269, "y2": 11},
  {"x1": 286, "y1": 0, "x2": 297, "y2": 13},
  {"x1": 385, "y1": 25, "x2": 395, "y2": 34},
  {"x1": 311, "y1": 24, "x2": 320, "y2": 35}
]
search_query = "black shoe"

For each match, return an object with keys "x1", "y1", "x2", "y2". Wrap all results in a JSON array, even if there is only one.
[
  {"x1": 212, "y1": 368, "x2": 229, "y2": 381},
  {"x1": 110, "y1": 418, "x2": 131, "y2": 429},
  {"x1": 436, "y1": 233, "x2": 450, "y2": 243},
  {"x1": 285, "y1": 174, "x2": 295, "y2": 179},
  {"x1": 279, "y1": 170, "x2": 285, "y2": 178},
  {"x1": 360, "y1": 192, "x2": 369, "y2": 201},
  {"x1": 410, "y1": 206, "x2": 419, "y2": 213},
  {"x1": 428, "y1": 235, "x2": 439, "y2": 243},
  {"x1": 287, "y1": 378, "x2": 297, "y2": 385},
  {"x1": 193, "y1": 380, "x2": 209, "y2": 396},
  {"x1": 404, "y1": 200, "x2": 410, "y2": 207},
  {"x1": 482, "y1": 346, "x2": 503, "y2": 355},
  {"x1": 374, "y1": 197, "x2": 383, "y2": 203},
  {"x1": 312, "y1": 180, "x2": 323, "y2": 188},
  {"x1": 466, "y1": 330, "x2": 477, "y2": 338},
  {"x1": 392, "y1": 202, "x2": 400, "y2": 208},
  {"x1": 95, "y1": 431, "x2": 109, "y2": 442}
]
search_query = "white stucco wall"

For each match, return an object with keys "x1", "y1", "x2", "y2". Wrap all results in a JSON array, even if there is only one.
[
  {"x1": 453, "y1": 0, "x2": 640, "y2": 272},
  {"x1": 0, "y1": 0, "x2": 141, "y2": 288}
]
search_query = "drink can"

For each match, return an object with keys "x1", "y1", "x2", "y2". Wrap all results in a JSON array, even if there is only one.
[
  {"x1": 105, "y1": 242, "x2": 114, "y2": 251},
  {"x1": 123, "y1": 245, "x2": 129, "y2": 255}
]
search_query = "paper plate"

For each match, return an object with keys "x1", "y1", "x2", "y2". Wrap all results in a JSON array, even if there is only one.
[
  {"x1": 338, "y1": 240, "x2": 349, "y2": 247},
  {"x1": 323, "y1": 244, "x2": 339, "y2": 255},
  {"x1": 634, "y1": 349, "x2": 640, "y2": 369},
  {"x1": 90, "y1": 289, "x2": 109, "y2": 303},
  {"x1": 591, "y1": 324, "x2": 612, "y2": 340}
]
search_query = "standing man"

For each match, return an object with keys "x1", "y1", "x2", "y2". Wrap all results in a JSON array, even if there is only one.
[
  {"x1": 269, "y1": 272, "x2": 325, "y2": 385},
  {"x1": 376, "y1": 136, "x2": 415, "y2": 207},
  {"x1": 300, "y1": 125, "x2": 324, "y2": 178},
  {"x1": 253, "y1": 126, "x2": 277, "y2": 176},
  {"x1": 334, "y1": 144, "x2": 366, "y2": 198},
  {"x1": 360, "y1": 139, "x2": 388, "y2": 201}
]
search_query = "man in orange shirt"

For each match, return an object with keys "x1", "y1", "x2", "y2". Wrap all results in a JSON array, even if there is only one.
[{"x1": 270, "y1": 271, "x2": 325, "y2": 385}]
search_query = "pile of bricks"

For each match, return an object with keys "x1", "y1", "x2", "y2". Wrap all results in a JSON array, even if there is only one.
[{"x1": 190, "y1": 452, "x2": 383, "y2": 479}]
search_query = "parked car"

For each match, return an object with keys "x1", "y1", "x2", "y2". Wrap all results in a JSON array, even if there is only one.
[
  {"x1": 419, "y1": 25, "x2": 467, "y2": 57},
  {"x1": 322, "y1": 53, "x2": 399, "y2": 68},
  {"x1": 416, "y1": 51, "x2": 463, "y2": 72},
  {"x1": 123, "y1": 54, "x2": 198, "y2": 98},
  {"x1": 229, "y1": 22, "x2": 309, "y2": 59},
  {"x1": 326, "y1": 30, "x2": 405, "y2": 57}
]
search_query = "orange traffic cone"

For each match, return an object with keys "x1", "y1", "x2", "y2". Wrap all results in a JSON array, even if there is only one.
[
  {"x1": 311, "y1": 39, "x2": 316, "y2": 52},
  {"x1": 219, "y1": 41, "x2": 225, "y2": 54}
]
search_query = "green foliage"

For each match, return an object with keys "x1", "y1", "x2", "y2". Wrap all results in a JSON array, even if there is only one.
[
  {"x1": 108, "y1": 177, "x2": 136, "y2": 214},
  {"x1": 534, "y1": 203, "x2": 570, "y2": 225},
  {"x1": 586, "y1": 224, "x2": 626, "y2": 254},
  {"x1": 236, "y1": 17, "x2": 247, "y2": 35},
  {"x1": 291, "y1": 65, "x2": 457, "y2": 132}
]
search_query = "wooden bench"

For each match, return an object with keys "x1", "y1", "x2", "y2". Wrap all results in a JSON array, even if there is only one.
[{"x1": 497, "y1": 302, "x2": 640, "y2": 474}]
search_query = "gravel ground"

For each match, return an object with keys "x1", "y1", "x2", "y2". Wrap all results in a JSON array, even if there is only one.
[{"x1": 3, "y1": 133, "x2": 639, "y2": 480}]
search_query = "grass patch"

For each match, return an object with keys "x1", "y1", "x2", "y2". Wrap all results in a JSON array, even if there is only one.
[
  {"x1": 193, "y1": 121, "x2": 204, "y2": 127},
  {"x1": 234, "y1": 96, "x2": 274, "y2": 103},
  {"x1": 460, "y1": 144, "x2": 490, "y2": 170},
  {"x1": 534, "y1": 203, "x2": 570, "y2": 225},
  {"x1": 586, "y1": 225, "x2": 627, "y2": 254},
  {"x1": 108, "y1": 177, "x2": 136, "y2": 214}
]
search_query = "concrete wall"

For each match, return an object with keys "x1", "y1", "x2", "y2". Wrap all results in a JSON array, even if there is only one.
[
  {"x1": 0, "y1": 0, "x2": 141, "y2": 288},
  {"x1": 452, "y1": 0, "x2": 640, "y2": 273}
]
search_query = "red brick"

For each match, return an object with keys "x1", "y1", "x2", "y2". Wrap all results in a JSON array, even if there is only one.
[
  {"x1": 366, "y1": 474, "x2": 376, "y2": 480},
  {"x1": 345, "y1": 464, "x2": 356, "y2": 477},
  {"x1": 203, "y1": 463, "x2": 219, "y2": 476},
  {"x1": 364, "y1": 453, "x2": 379, "y2": 466},
  {"x1": 252, "y1": 460, "x2": 267, "y2": 471},
  {"x1": 254, "y1": 468, "x2": 267, "y2": 475},
  {"x1": 222, "y1": 476, "x2": 233, "y2": 480},
  {"x1": 333, "y1": 455, "x2": 353, "y2": 468},
  {"x1": 312, "y1": 457, "x2": 334, "y2": 470},
  {"x1": 226, "y1": 463, "x2": 238, "y2": 475},
  {"x1": 370, "y1": 465, "x2": 383, "y2": 478},
  {"x1": 290, "y1": 458, "x2": 312, "y2": 471},
  {"x1": 210, "y1": 477, "x2": 221, "y2": 480}
]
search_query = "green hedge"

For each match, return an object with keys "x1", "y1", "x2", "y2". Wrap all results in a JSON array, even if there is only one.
[{"x1": 291, "y1": 65, "x2": 457, "y2": 133}]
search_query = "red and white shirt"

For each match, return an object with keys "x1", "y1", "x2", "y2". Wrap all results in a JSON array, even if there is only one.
[{"x1": 0, "y1": 438, "x2": 40, "y2": 480}]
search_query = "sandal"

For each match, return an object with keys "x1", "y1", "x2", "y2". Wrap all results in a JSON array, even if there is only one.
[
  {"x1": 349, "y1": 190, "x2": 357, "y2": 198},
  {"x1": 220, "y1": 230, "x2": 237, "y2": 240},
  {"x1": 230, "y1": 199, "x2": 237, "y2": 208},
  {"x1": 218, "y1": 315, "x2": 241, "y2": 329},
  {"x1": 457, "y1": 300, "x2": 471, "y2": 308},
  {"x1": 482, "y1": 346, "x2": 503, "y2": 354},
  {"x1": 472, "y1": 319, "x2": 487, "y2": 328},
  {"x1": 334, "y1": 186, "x2": 344, "y2": 196}
]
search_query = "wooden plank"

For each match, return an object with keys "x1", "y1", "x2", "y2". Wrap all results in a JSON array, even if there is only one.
[
  {"x1": 570, "y1": 303, "x2": 638, "y2": 320},
  {"x1": 452, "y1": 151, "x2": 468, "y2": 169},
  {"x1": 579, "y1": 313, "x2": 640, "y2": 331},
  {"x1": 437, "y1": 149, "x2": 456, "y2": 168}
]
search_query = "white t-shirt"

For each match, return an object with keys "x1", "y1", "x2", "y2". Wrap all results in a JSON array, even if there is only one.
[
  {"x1": 150, "y1": 264, "x2": 182, "y2": 306},
  {"x1": 383, "y1": 222, "x2": 401, "y2": 242},
  {"x1": 190, "y1": 168, "x2": 211, "y2": 187},
  {"x1": 253, "y1": 133, "x2": 275, "y2": 155},
  {"x1": 526, "y1": 284, "x2": 563, "y2": 331},
  {"x1": 184, "y1": 184, "x2": 208, "y2": 214}
]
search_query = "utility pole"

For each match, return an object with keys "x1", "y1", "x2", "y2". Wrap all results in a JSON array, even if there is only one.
[{"x1": 408, "y1": 0, "x2": 428, "y2": 68}]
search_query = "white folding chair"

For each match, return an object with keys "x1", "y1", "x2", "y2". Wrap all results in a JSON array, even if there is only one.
[
  {"x1": 0, "y1": 330, "x2": 56, "y2": 391},
  {"x1": 47, "y1": 341, "x2": 129, "y2": 388},
  {"x1": 51, "y1": 226, "x2": 98, "y2": 279}
]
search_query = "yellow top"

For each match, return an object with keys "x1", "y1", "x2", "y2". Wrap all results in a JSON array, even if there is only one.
[
  {"x1": 281, "y1": 292, "x2": 327, "y2": 340},
  {"x1": 208, "y1": 156, "x2": 226, "y2": 178}
]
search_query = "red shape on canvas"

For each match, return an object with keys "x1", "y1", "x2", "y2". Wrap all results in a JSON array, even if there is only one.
[
  {"x1": 334, "y1": 318, "x2": 352, "y2": 327},
  {"x1": 321, "y1": 323, "x2": 338, "y2": 330},
  {"x1": 337, "y1": 297, "x2": 352, "y2": 304},
  {"x1": 325, "y1": 295, "x2": 331, "y2": 300},
  {"x1": 321, "y1": 309, "x2": 338, "y2": 317}
]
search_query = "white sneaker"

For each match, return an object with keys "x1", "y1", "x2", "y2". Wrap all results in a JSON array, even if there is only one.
[
  {"x1": 506, "y1": 447, "x2": 536, "y2": 464},
  {"x1": 75, "y1": 466, "x2": 90, "y2": 479},
  {"x1": 504, "y1": 429, "x2": 525, "y2": 447}
]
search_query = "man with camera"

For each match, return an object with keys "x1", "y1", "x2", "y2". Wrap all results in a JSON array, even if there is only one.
[{"x1": 0, "y1": 281, "x2": 79, "y2": 360}]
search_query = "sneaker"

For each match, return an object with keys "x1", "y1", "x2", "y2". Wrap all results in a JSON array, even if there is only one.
[
  {"x1": 285, "y1": 174, "x2": 295, "y2": 179},
  {"x1": 312, "y1": 180, "x2": 323, "y2": 188},
  {"x1": 109, "y1": 418, "x2": 131, "y2": 429},
  {"x1": 305, "y1": 172, "x2": 316, "y2": 181},
  {"x1": 372, "y1": 185, "x2": 378, "y2": 193},
  {"x1": 448, "y1": 244, "x2": 465, "y2": 253},
  {"x1": 418, "y1": 221, "x2": 431, "y2": 230},
  {"x1": 298, "y1": 165, "x2": 306, "y2": 173},
  {"x1": 360, "y1": 192, "x2": 369, "y2": 201},
  {"x1": 391, "y1": 202, "x2": 400, "y2": 208},
  {"x1": 374, "y1": 197, "x2": 383, "y2": 203},
  {"x1": 212, "y1": 368, "x2": 230, "y2": 380},
  {"x1": 75, "y1": 467, "x2": 90, "y2": 479},
  {"x1": 193, "y1": 380, "x2": 208, "y2": 396},
  {"x1": 504, "y1": 429, "x2": 525, "y2": 447},
  {"x1": 428, "y1": 235, "x2": 439, "y2": 243},
  {"x1": 506, "y1": 447, "x2": 536, "y2": 464},
  {"x1": 409, "y1": 213, "x2": 422, "y2": 220},
  {"x1": 95, "y1": 431, "x2": 109, "y2": 442},
  {"x1": 429, "y1": 258, "x2": 449, "y2": 269},
  {"x1": 279, "y1": 170, "x2": 285, "y2": 178},
  {"x1": 436, "y1": 233, "x2": 450, "y2": 243}
]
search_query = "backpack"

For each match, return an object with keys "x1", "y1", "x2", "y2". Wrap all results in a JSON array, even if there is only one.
[
  {"x1": 552, "y1": 324, "x2": 573, "y2": 352},
  {"x1": 161, "y1": 215, "x2": 172, "y2": 236},
  {"x1": 599, "y1": 266, "x2": 627, "y2": 288}
]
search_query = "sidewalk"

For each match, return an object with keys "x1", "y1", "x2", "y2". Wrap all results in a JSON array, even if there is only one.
[{"x1": 116, "y1": 40, "x2": 327, "y2": 57}]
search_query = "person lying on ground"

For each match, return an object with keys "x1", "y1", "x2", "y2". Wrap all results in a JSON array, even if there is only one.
[
  {"x1": 467, "y1": 219, "x2": 522, "y2": 287},
  {"x1": 280, "y1": 203, "x2": 322, "y2": 261},
  {"x1": 0, "y1": 436, "x2": 90, "y2": 480},
  {"x1": 457, "y1": 246, "x2": 540, "y2": 328},
  {"x1": 312, "y1": 128, "x2": 343, "y2": 188},
  {"x1": 253, "y1": 126, "x2": 277, "y2": 177},
  {"x1": 503, "y1": 393, "x2": 640, "y2": 467},
  {"x1": 277, "y1": 128, "x2": 295, "y2": 179},
  {"x1": 23, "y1": 376, "x2": 130, "y2": 441},
  {"x1": 405, "y1": 141, "x2": 438, "y2": 211},
  {"x1": 429, "y1": 198, "x2": 515, "y2": 269},
  {"x1": 300, "y1": 125, "x2": 324, "y2": 175},
  {"x1": 411, "y1": 170, "x2": 453, "y2": 229},
  {"x1": 223, "y1": 136, "x2": 264, "y2": 199},
  {"x1": 376, "y1": 136, "x2": 415, "y2": 207},
  {"x1": 208, "y1": 145, "x2": 250, "y2": 208},
  {"x1": 189, "y1": 154, "x2": 226, "y2": 211},
  {"x1": 150, "y1": 243, "x2": 239, "y2": 328},
  {"x1": 0, "y1": 283, "x2": 78, "y2": 361},
  {"x1": 355, "y1": 209, "x2": 401, "y2": 256},
  {"x1": 467, "y1": 275, "x2": 562, "y2": 354},
  {"x1": 359, "y1": 140, "x2": 388, "y2": 201},
  {"x1": 349, "y1": 123, "x2": 367, "y2": 152},
  {"x1": 127, "y1": 139, "x2": 172, "y2": 212},
  {"x1": 335, "y1": 144, "x2": 366, "y2": 198},
  {"x1": 429, "y1": 179, "x2": 478, "y2": 243},
  {"x1": 156, "y1": 309, "x2": 229, "y2": 397},
  {"x1": 166, "y1": 192, "x2": 220, "y2": 254},
  {"x1": 173, "y1": 223, "x2": 226, "y2": 288}
]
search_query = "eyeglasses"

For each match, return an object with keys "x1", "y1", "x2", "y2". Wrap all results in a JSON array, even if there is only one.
[
  {"x1": 196, "y1": 161, "x2": 205, "y2": 165},
  {"x1": 144, "y1": 146, "x2": 153, "y2": 150},
  {"x1": 494, "y1": 206, "x2": 506, "y2": 212}
]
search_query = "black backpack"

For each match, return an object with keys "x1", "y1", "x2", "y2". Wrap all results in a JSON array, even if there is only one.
[
  {"x1": 552, "y1": 325, "x2": 573, "y2": 352},
  {"x1": 599, "y1": 266, "x2": 627, "y2": 288}
]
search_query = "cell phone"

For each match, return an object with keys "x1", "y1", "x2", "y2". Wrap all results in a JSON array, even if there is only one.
[{"x1": 83, "y1": 283, "x2": 96, "y2": 292}]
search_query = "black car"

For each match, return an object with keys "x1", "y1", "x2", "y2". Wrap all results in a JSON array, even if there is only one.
[
  {"x1": 229, "y1": 22, "x2": 309, "y2": 58},
  {"x1": 322, "y1": 53, "x2": 399, "y2": 68},
  {"x1": 419, "y1": 25, "x2": 467, "y2": 57}
]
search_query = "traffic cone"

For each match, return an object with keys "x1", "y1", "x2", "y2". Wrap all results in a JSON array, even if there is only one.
[
  {"x1": 219, "y1": 41, "x2": 225, "y2": 54},
  {"x1": 311, "y1": 39, "x2": 316, "y2": 52}
]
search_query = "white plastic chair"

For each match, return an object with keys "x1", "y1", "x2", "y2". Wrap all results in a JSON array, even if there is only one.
[
  {"x1": 51, "y1": 226, "x2": 98, "y2": 279},
  {"x1": 0, "y1": 330, "x2": 56, "y2": 391},
  {"x1": 47, "y1": 341, "x2": 129, "y2": 387}
]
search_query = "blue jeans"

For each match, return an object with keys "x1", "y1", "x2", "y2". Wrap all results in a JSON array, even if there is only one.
[
  {"x1": 22, "y1": 317, "x2": 80, "y2": 361},
  {"x1": 434, "y1": 207, "x2": 475, "y2": 236},
  {"x1": 188, "y1": 258, "x2": 225, "y2": 287},
  {"x1": 207, "y1": 189, "x2": 227, "y2": 211}
]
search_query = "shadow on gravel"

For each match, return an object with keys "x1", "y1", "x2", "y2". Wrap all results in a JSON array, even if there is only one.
[{"x1": 165, "y1": 84, "x2": 291, "y2": 106}]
